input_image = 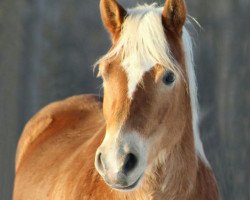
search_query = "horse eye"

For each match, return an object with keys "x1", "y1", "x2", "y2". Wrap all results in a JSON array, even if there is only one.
[{"x1": 163, "y1": 71, "x2": 175, "y2": 85}]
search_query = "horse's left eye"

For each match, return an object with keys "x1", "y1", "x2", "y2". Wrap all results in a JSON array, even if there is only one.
[{"x1": 163, "y1": 71, "x2": 175, "y2": 85}]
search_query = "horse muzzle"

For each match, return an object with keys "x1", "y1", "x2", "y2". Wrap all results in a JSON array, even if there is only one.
[{"x1": 94, "y1": 132, "x2": 147, "y2": 191}]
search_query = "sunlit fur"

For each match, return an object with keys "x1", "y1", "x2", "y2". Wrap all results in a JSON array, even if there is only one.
[{"x1": 13, "y1": 2, "x2": 219, "y2": 200}]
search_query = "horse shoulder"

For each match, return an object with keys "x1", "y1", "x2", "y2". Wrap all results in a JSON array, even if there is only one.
[{"x1": 15, "y1": 94, "x2": 103, "y2": 172}]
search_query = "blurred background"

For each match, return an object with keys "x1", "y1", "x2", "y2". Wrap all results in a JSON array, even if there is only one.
[{"x1": 0, "y1": 0, "x2": 249, "y2": 199}]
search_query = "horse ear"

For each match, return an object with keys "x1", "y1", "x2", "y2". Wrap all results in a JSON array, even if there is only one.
[
  {"x1": 162, "y1": 0, "x2": 186, "y2": 35},
  {"x1": 100, "y1": 0, "x2": 127, "y2": 39}
]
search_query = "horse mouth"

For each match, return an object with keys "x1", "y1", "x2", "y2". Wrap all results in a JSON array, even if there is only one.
[{"x1": 109, "y1": 174, "x2": 143, "y2": 191}]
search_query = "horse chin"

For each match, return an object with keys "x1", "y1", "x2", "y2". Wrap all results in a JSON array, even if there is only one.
[{"x1": 106, "y1": 174, "x2": 143, "y2": 192}]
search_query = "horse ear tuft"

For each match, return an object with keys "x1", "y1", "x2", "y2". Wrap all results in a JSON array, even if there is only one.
[
  {"x1": 100, "y1": 0, "x2": 127, "y2": 40},
  {"x1": 162, "y1": 0, "x2": 186, "y2": 35}
]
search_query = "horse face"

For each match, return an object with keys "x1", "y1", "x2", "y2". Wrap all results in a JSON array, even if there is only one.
[
  {"x1": 95, "y1": 0, "x2": 187, "y2": 191},
  {"x1": 96, "y1": 60, "x2": 189, "y2": 191}
]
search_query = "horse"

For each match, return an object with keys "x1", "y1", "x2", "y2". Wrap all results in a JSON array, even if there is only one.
[{"x1": 13, "y1": 0, "x2": 220, "y2": 199}]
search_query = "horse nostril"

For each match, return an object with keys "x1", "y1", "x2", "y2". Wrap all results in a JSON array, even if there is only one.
[
  {"x1": 123, "y1": 153, "x2": 138, "y2": 175},
  {"x1": 97, "y1": 152, "x2": 104, "y2": 171}
]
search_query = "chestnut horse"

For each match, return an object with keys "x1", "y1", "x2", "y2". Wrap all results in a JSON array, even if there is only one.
[{"x1": 13, "y1": 0, "x2": 220, "y2": 199}]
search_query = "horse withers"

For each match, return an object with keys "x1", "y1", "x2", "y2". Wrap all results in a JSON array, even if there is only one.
[{"x1": 13, "y1": 0, "x2": 220, "y2": 199}]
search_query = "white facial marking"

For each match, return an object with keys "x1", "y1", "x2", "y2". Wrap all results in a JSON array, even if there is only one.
[{"x1": 121, "y1": 6, "x2": 173, "y2": 98}]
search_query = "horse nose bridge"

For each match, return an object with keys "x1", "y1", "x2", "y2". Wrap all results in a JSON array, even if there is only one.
[{"x1": 100, "y1": 129, "x2": 139, "y2": 151}]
